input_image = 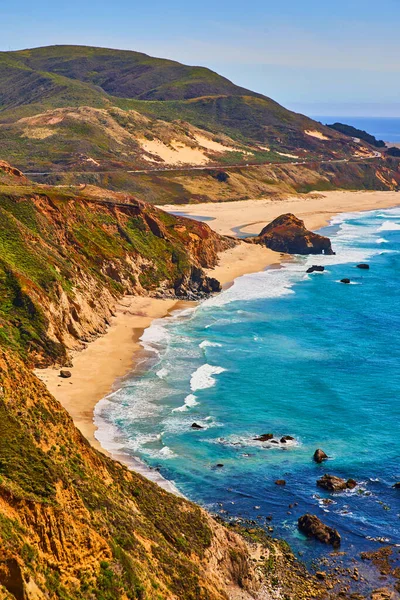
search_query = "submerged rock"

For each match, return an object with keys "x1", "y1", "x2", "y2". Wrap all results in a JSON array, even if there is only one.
[
  {"x1": 275, "y1": 479, "x2": 286, "y2": 486},
  {"x1": 317, "y1": 474, "x2": 357, "y2": 492},
  {"x1": 253, "y1": 214, "x2": 334, "y2": 255},
  {"x1": 340, "y1": 278, "x2": 351, "y2": 284},
  {"x1": 298, "y1": 513, "x2": 341, "y2": 547},
  {"x1": 313, "y1": 449, "x2": 328, "y2": 463},
  {"x1": 306, "y1": 265, "x2": 325, "y2": 273},
  {"x1": 357, "y1": 263, "x2": 370, "y2": 270},
  {"x1": 60, "y1": 370, "x2": 72, "y2": 378},
  {"x1": 254, "y1": 433, "x2": 274, "y2": 442}
]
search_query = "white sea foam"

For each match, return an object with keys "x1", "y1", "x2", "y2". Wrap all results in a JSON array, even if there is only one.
[
  {"x1": 376, "y1": 237, "x2": 388, "y2": 244},
  {"x1": 378, "y1": 221, "x2": 400, "y2": 231},
  {"x1": 156, "y1": 367, "x2": 169, "y2": 379},
  {"x1": 159, "y1": 446, "x2": 176, "y2": 458},
  {"x1": 190, "y1": 364, "x2": 226, "y2": 391},
  {"x1": 199, "y1": 340, "x2": 222, "y2": 348},
  {"x1": 140, "y1": 318, "x2": 171, "y2": 355},
  {"x1": 172, "y1": 394, "x2": 199, "y2": 412}
]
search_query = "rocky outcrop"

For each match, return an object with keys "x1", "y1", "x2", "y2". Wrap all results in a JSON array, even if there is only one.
[
  {"x1": 357, "y1": 263, "x2": 369, "y2": 270},
  {"x1": 298, "y1": 514, "x2": 341, "y2": 547},
  {"x1": 307, "y1": 265, "x2": 325, "y2": 273},
  {"x1": 317, "y1": 474, "x2": 357, "y2": 492},
  {"x1": 340, "y1": 278, "x2": 351, "y2": 284},
  {"x1": 254, "y1": 433, "x2": 274, "y2": 441},
  {"x1": 313, "y1": 449, "x2": 328, "y2": 463},
  {"x1": 251, "y1": 214, "x2": 334, "y2": 255}
]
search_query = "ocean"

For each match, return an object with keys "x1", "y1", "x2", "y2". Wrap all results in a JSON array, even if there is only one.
[
  {"x1": 95, "y1": 207, "x2": 400, "y2": 588},
  {"x1": 312, "y1": 116, "x2": 400, "y2": 144}
]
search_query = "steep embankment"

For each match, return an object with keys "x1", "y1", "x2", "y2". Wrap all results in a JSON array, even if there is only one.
[
  {"x1": 0, "y1": 45, "x2": 379, "y2": 175},
  {"x1": 0, "y1": 161, "x2": 234, "y2": 366}
]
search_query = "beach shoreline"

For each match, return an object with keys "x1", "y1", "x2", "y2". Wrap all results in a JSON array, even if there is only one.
[{"x1": 36, "y1": 189, "x2": 400, "y2": 481}]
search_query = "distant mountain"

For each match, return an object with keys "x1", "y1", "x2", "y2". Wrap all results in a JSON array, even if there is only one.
[{"x1": 0, "y1": 45, "x2": 373, "y2": 173}]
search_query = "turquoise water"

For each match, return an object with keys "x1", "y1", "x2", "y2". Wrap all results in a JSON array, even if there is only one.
[{"x1": 95, "y1": 207, "x2": 400, "y2": 576}]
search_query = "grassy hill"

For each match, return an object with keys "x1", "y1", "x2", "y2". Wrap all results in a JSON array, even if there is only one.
[{"x1": 0, "y1": 45, "x2": 372, "y2": 174}]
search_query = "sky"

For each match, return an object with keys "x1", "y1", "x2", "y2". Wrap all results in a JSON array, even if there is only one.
[{"x1": 2, "y1": 0, "x2": 400, "y2": 116}]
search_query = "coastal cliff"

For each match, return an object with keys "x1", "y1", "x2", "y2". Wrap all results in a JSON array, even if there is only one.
[{"x1": 0, "y1": 161, "x2": 234, "y2": 366}]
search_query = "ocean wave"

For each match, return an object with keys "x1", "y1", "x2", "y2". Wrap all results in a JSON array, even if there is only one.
[
  {"x1": 172, "y1": 394, "x2": 199, "y2": 412},
  {"x1": 199, "y1": 340, "x2": 222, "y2": 348},
  {"x1": 376, "y1": 237, "x2": 388, "y2": 244},
  {"x1": 156, "y1": 367, "x2": 169, "y2": 379},
  {"x1": 190, "y1": 364, "x2": 226, "y2": 391},
  {"x1": 378, "y1": 221, "x2": 400, "y2": 231}
]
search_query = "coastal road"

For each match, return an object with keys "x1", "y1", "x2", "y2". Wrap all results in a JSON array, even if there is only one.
[{"x1": 22, "y1": 155, "x2": 381, "y2": 178}]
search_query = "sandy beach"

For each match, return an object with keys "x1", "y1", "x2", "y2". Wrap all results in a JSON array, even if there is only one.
[
  {"x1": 36, "y1": 189, "x2": 400, "y2": 463},
  {"x1": 162, "y1": 190, "x2": 400, "y2": 236}
]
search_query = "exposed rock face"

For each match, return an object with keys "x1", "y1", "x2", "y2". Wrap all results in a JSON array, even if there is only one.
[
  {"x1": 313, "y1": 449, "x2": 328, "y2": 463},
  {"x1": 252, "y1": 214, "x2": 334, "y2": 255},
  {"x1": 317, "y1": 474, "x2": 357, "y2": 492},
  {"x1": 298, "y1": 514, "x2": 341, "y2": 547},
  {"x1": 0, "y1": 174, "x2": 235, "y2": 367},
  {"x1": 307, "y1": 265, "x2": 325, "y2": 273},
  {"x1": 254, "y1": 433, "x2": 274, "y2": 441}
]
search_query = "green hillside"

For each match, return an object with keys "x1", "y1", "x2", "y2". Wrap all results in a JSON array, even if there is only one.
[{"x1": 0, "y1": 45, "x2": 368, "y2": 174}]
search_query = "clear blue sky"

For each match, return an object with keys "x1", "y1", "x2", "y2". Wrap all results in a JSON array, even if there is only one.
[{"x1": 2, "y1": 0, "x2": 400, "y2": 116}]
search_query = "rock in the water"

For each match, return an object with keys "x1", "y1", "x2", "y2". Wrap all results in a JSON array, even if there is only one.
[
  {"x1": 340, "y1": 278, "x2": 351, "y2": 284},
  {"x1": 317, "y1": 474, "x2": 357, "y2": 492},
  {"x1": 254, "y1": 433, "x2": 274, "y2": 442},
  {"x1": 191, "y1": 423, "x2": 203, "y2": 429},
  {"x1": 306, "y1": 265, "x2": 325, "y2": 273},
  {"x1": 298, "y1": 513, "x2": 341, "y2": 547},
  {"x1": 357, "y1": 263, "x2": 369, "y2": 270},
  {"x1": 60, "y1": 370, "x2": 72, "y2": 378},
  {"x1": 280, "y1": 435, "x2": 295, "y2": 443},
  {"x1": 253, "y1": 214, "x2": 334, "y2": 255},
  {"x1": 313, "y1": 449, "x2": 328, "y2": 463},
  {"x1": 393, "y1": 482, "x2": 400, "y2": 489},
  {"x1": 275, "y1": 479, "x2": 286, "y2": 486}
]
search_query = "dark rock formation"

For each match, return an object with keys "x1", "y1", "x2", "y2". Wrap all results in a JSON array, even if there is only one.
[
  {"x1": 393, "y1": 482, "x2": 400, "y2": 489},
  {"x1": 317, "y1": 474, "x2": 357, "y2": 492},
  {"x1": 191, "y1": 423, "x2": 203, "y2": 429},
  {"x1": 340, "y1": 278, "x2": 351, "y2": 284},
  {"x1": 298, "y1": 514, "x2": 341, "y2": 547},
  {"x1": 306, "y1": 265, "x2": 325, "y2": 273},
  {"x1": 60, "y1": 370, "x2": 72, "y2": 378},
  {"x1": 313, "y1": 449, "x2": 328, "y2": 463},
  {"x1": 252, "y1": 214, "x2": 334, "y2": 255},
  {"x1": 357, "y1": 263, "x2": 369, "y2": 270},
  {"x1": 254, "y1": 433, "x2": 274, "y2": 442},
  {"x1": 280, "y1": 436, "x2": 295, "y2": 443},
  {"x1": 275, "y1": 480, "x2": 286, "y2": 486}
]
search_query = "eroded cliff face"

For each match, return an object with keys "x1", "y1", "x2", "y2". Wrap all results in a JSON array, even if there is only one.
[
  {"x1": 0, "y1": 349, "x2": 261, "y2": 599},
  {"x1": 0, "y1": 165, "x2": 235, "y2": 366}
]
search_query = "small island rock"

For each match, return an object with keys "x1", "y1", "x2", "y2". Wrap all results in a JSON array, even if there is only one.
[
  {"x1": 254, "y1": 433, "x2": 274, "y2": 442},
  {"x1": 191, "y1": 423, "x2": 203, "y2": 429},
  {"x1": 317, "y1": 474, "x2": 357, "y2": 492},
  {"x1": 306, "y1": 265, "x2": 325, "y2": 273},
  {"x1": 356, "y1": 263, "x2": 369, "y2": 270},
  {"x1": 340, "y1": 278, "x2": 351, "y2": 284},
  {"x1": 253, "y1": 214, "x2": 334, "y2": 255},
  {"x1": 313, "y1": 449, "x2": 328, "y2": 463},
  {"x1": 275, "y1": 479, "x2": 286, "y2": 486},
  {"x1": 298, "y1": 513, "x2": 341, "y2": 547}
]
